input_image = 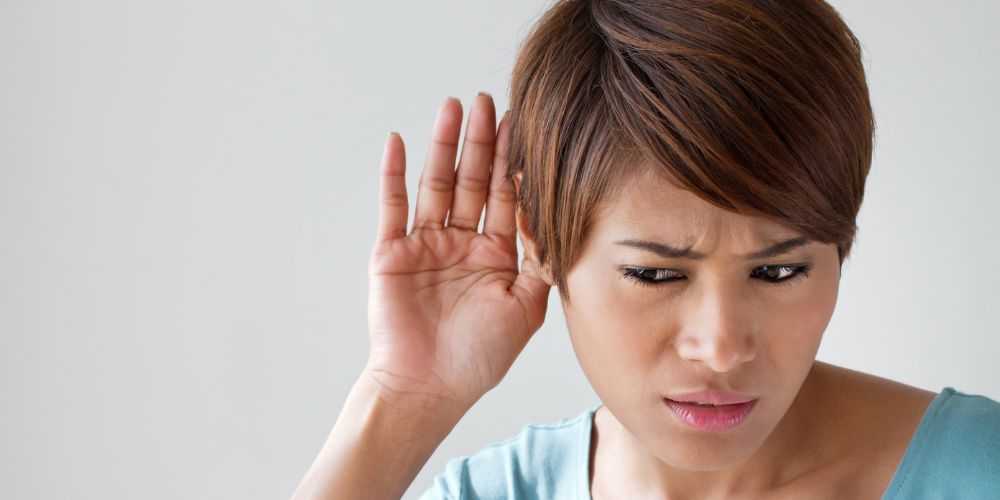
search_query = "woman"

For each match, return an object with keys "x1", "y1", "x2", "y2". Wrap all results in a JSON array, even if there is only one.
[{"x1": 293, "y1": 0, "x2": 1000, "y2": 498}]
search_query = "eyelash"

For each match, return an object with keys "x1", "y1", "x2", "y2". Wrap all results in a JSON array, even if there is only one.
[{"x1": 620, "y1": 264, "x2": 813, "y2": 289}]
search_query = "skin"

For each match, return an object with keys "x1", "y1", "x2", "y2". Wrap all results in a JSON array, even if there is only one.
[
  {"x1": 555, "y1": 165, "x2": 840, "y2": 496},
  {"x1": 544, "y1": 167, "x2": 937, "y2": 498},
  {"x1": 588, "y1": 361, "x2": 937, "y2": 499},
  {"x1": 292, "y1": 94, "x2": 935, "y2": 500},
  {"x1": 292, "y1": 94, "x2": 552, "y2": 500}
]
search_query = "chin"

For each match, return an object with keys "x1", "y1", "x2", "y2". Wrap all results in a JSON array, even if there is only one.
[{"x1": 634, "y1": 404, "x2": 774, "y2": 471}]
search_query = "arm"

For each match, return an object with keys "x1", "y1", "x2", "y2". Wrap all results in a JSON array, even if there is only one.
[
  {"x1": 291, "y1": 372, "x2": 469, "y2": 500},
  {"x1": 290, "y1": 93, "x2": 551, "y2": 499}
]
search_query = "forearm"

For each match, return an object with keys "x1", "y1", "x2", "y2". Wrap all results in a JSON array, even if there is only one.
[{"x1": 291, "y1": 371, "x2": 470, "y2": 500}]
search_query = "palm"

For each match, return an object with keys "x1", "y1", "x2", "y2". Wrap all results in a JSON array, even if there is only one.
[{"x1": 365, "y1": 95, "x2": 551, "y2": 407}]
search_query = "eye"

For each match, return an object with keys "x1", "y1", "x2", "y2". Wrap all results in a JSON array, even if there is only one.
[
  {"x1": 751, "y1": 264, "x2": 812, "y2": 287},
  {"x1": 620, "y1": 267, "x2": 684, "y2": 287},
  {"x1": 620, "y1": 264, "x2": 812, "y2": 288}
]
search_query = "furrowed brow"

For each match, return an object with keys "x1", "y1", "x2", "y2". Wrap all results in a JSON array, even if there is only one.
[
  {"x1": 614, "y1": 239, "x2": 705, "y2": 259},
  {"x1": 743, "y1": 236, "x2": 811, "y2": 259},
  {"x1": 614, "y1": 236, "x2": 811, "y2": 260}
]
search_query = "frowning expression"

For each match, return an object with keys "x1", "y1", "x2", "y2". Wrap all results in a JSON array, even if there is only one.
[{"x1": 561, "y1": 167, "x2": 841, "y2": 470}]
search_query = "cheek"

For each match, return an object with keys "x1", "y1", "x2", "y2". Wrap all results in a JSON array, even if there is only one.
[
  {"x1": 564, "y1": 266, "x2": 668, "y2": 400},
  {"x1": 761, "y1": 272, "x2": 840, "y2": 361},
  {"x1": 564, "y1": 256, "x2": 840, "y2": 400}
]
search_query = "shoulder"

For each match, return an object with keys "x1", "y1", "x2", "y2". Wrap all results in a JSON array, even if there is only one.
[
  {"x1": 884, "y1": 387, "x2": 1000, "y2": 499},
  {"x1": 419, "y1": 405, "x2": 598, "y2": 500}
]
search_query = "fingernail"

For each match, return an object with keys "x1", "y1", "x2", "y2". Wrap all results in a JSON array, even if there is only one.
[
  {"x1": 447, "y1": 96, "x2": 460, "y2": 103},
  {"x1": 478, "y1": 91, "x2": 492, "y2": 98},
  {"x1": 388, "y1": 131, "x2": 399, "y2": 137}
]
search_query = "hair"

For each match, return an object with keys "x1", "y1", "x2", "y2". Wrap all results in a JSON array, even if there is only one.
[{"x1": 506, "y1": 0, "x2": 875, "y2": 303}]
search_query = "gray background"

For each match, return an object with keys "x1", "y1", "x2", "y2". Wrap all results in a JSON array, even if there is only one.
[{"x1": 1, "y1": 1, "x2": 997, "y2": 498}]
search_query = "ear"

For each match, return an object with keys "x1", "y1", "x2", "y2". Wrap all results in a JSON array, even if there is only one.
[{"x1": 512, "y1": 171, "x2": 556, "y2": 287}]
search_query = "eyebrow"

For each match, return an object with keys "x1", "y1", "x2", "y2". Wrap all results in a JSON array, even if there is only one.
[{"x1": 614, "y1": 236, "x2": 811, "y2": 260}]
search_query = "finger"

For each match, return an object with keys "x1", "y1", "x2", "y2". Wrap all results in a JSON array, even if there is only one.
[
  {"x1": 412, "y1": 97, "x2": 463, "y2": 231},
  {"x1": 376, "y1": 132, "x2": 409, "y2": 243},
  {"x1": 446, "y1": 92, "x2": 496, "y2": 231},
  {"x1": 483, "y1": 111, "x2": 517, "y2": 244}
]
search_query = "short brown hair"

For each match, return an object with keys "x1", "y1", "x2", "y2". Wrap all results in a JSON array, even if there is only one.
[{"x1": 507, "y1": 0, "x2": 875, "y2": 303}]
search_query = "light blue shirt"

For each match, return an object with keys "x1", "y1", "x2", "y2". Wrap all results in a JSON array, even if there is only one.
[{"x1": 420, "y1": 387, "x2": 1000, "y2": 499}]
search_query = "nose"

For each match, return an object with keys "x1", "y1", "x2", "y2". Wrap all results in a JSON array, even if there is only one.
[{"x1": 675, "y1": 278, "x2": 758, "y2": 372}]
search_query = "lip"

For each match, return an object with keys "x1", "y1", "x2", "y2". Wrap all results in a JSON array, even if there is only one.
[
  {"x1": 664, "y1": 389, "x2": 758, "y2": 405},
  {"x1": 664, "y1": 397, "x2": 758, "y2": 431}
]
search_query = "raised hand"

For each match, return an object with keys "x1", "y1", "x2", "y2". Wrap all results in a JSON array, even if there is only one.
[{"x1": 364, "y1": 93, "x2": 552, "y2": 410}]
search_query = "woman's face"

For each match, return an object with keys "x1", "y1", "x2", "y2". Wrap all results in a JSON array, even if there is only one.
[{"x1": 561, "y1": 168, "x2": 841, "y2": 470}]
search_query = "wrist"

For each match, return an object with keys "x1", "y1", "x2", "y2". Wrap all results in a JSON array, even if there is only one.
[
  {"x1": 354, "y1": 368, "x2": 473, "y2": 426},
  {"x1": 291, "y1": 373, "x2": 471, "y2": 500}
]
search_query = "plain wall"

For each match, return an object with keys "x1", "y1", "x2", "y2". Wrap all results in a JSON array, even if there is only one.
[{"x1": 1, "y1": 1, "x2": 997, "y2": 498}]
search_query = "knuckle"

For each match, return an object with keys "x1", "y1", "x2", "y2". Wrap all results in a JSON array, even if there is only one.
[
  {"x1": 488, "y1": 186, "x2": 517, "y2": 203},
  {"x1": 380, "y1": 192, "x2": 408, "y2": 207},
  {"x1": 432, "y1": 137, "x2": 459, "y2": 148},
  {"x1": 463, "y1": 136, "x2": 494, "y2": 148},
  {"x1": 455, "y1": 174, "x2": 490, "y2": 193},
  {"x1": 419, "y1": 175, "x2": 454, "y2": 193},
  {"x1": 385, "y1": 228, "x2": 408, "y2": 239},
  {"x1": 376, "y1": 227, "x2": 407, "y2": 241},
  {"x1": 447, "y1": 215, "x2": 479, "y2": 228},
  {"x1": 413, "y1": 220, "x2": 445, "y2": 231}
]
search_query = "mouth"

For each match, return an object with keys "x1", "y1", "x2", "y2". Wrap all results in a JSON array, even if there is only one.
[
  {"x1": 663, "y1": 397, "x2": 759, "y2": 431},
  {"x1": 665, "y1": 389, "x2": 758, "y2": 406}
]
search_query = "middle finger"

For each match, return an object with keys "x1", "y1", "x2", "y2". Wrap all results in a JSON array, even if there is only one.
[
  {"x1": 412, "y1": 97, "x2": 463, "y2": 231},
  {"x1": 446, "y1": 92, "x2": 497, "y2": 231}
]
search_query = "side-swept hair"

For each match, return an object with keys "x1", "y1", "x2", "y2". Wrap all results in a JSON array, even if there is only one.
[{"x1": 507, "y1": 0, "x2": 875, "y2": 303}]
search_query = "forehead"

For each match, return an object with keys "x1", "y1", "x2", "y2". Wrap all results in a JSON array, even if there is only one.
[{"x1": 591, "y1": 167, "x2": 799, "y2": 245}]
